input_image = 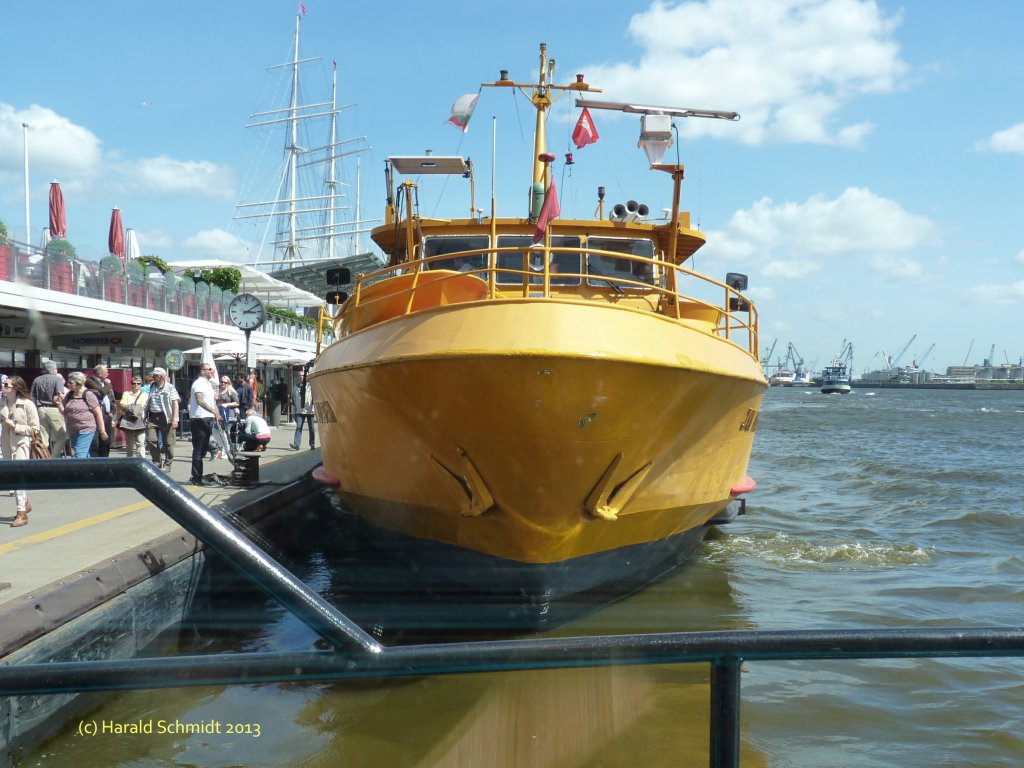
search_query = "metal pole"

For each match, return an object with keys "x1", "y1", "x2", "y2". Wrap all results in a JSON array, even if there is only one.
[
  {"x1": 22, "y1": 123, "x2": 30, "y2": 246},
  {"x1": 709, "y1": 657, "x2": 742, "y2": 768},
  {"x1": 0, "y1": 459, "x2": 381, "y2": 655}
]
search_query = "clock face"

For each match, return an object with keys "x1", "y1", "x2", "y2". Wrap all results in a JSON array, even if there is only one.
[{"x1": 228, "y1": 293, "x2": 266, "y2": 330}]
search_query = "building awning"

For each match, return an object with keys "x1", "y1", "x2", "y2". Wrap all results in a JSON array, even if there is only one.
[{"x1": 169, "y1": 260, "x2": 324, "y2": 307}]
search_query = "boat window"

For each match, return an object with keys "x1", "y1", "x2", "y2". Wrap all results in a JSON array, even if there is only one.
[
  {"x1": 495, "y1": 235, "x2": 582, "y2": 285},
  {"x1": 586, "y1": 237, "x2": 657, "y2": 289},
  {"x1": 422, "y1": 236, "x2": 490, "y2": 271}
]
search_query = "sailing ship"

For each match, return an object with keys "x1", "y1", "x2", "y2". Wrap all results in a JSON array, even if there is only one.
[
  {"x1": 232, "y1": 14, "x2": 377, "y2": 279},
  {"x1": 311, "y1": 45, "x2": 767, "y2": 613}
]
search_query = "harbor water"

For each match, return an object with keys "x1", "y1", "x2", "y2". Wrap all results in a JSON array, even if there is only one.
[{"x1": 23, "y1": 387, "x2": 1024, "y2": 767}]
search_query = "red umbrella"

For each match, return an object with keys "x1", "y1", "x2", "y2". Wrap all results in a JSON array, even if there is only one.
[
  {"x1": 108, "y1": 207, "x2": 125, "y2": 265},
  {"x1": 48, "y1": 181, "x2": 66, "y2": 238}
]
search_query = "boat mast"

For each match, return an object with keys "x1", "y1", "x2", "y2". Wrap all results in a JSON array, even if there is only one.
[
  {"x1": 482, "y1": 44, "x2": 600, "y2": 218},
  {"x1": 285, "y1": 14, "x2": 302, "y2": 263},
  {"x1": 326, "y1": 61, "x2": 338, "y2": 263}
]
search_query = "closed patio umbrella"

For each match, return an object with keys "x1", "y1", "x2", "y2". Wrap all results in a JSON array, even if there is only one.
[
  {"x1": 48, "y1": 181, "x2": 66, "y2": 238},
  {"x1": 108, "y1": 207, "x2": 125, "y2": 266}
]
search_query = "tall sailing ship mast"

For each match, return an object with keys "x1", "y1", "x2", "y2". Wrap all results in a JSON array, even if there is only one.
[{"x1": 233, "y1": 13, "x2": 375, "y2": 270}]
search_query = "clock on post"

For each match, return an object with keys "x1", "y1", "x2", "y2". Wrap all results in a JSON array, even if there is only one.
[
  {"x1": 227, "y1": 293, "x2": 266, "y2": 331},
  {"x1": 227, "y1": 293, "x2": 266, "y2": 370}
]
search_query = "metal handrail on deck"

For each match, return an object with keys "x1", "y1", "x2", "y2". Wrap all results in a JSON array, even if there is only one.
[
  {"x1": 3, "y1": 461, "x2": 1022, "y2": 767},
  {"x1": 342, "y1": 246, "x2": 760, "y2": 359}
]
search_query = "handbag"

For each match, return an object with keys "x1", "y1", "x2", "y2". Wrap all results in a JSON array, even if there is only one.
[
  {"x1": 118, "y1": 392, "x2": 148, "y2": 431},
  {"x1": 29, "y1": 430, "x2": 51, "y2": 459}
]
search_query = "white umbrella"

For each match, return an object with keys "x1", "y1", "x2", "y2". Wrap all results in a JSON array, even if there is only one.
[{"x1": 125, "y1": 228, "x2": 141, "y2": 262}]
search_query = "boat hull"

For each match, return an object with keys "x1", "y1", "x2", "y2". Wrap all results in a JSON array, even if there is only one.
[
  {"x1": 311, "y1": 299, "x2": 765, "y2": 598},
  {"x1": 821, "y1": 382, "x2": 852, "y2": 394}
]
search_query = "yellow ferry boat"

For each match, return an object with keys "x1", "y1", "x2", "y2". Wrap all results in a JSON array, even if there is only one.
[{"x1": 311, "y1": 45, "x2": 767, "y2": 609}]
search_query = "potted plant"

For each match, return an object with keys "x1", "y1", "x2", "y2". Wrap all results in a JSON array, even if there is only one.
[
  {"x1": 0, "y1": 220, "x2": 10, "y2": 281},
  {"x1": 126, "y1": 259, "x2": 147, "y2": 307},
  {"x1": 162, "y1": 269, "x2": 180, "y2": 313},
  {"x1": 45, "y1": 238, "x2": 77, "y2": 292},
  {"x1": 100, "y1": 254, "x2": 125, "y2": 303}
]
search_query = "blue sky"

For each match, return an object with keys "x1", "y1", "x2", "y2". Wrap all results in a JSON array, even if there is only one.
[{"x1": 2, "y1": 0, "x2": 1023, "y2": 373}]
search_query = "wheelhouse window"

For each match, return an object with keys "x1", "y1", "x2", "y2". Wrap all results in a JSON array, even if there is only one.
[
  {"x1": 586, "y1": 237, "x2": 657, "y2": 289},
  {"x1": 495, "y1": 235, "x2": 582, "y2": 285},
  {"x1": 422, "y1": 236, "x2": 489, "y2": 271}
]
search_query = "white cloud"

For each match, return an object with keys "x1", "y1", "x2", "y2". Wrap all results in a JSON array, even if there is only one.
[
  {"x1": 976, "y1": 123, "x2": 1024, "y2": 154},
  {"x1": 705, "y1": 187, "x2": 936, "y2": 279},
  {"x1": 869, "y1": 253, "x2": 929, "y2": 282},
  {"x1": 763, "y1": 259, "x2": 820, "y2": 278},
  {"x1": 967, "y1": 281, "x2": 1024, "y2": 305},
  {"x1": 582, "y1": 0, "x2": 907, "y2": 146},
  {"x1": 180, "y1": 228, "x2": 254, "y2": 261},
  {"x1": 136, "y1": 229, "x2": 173, "y2": 252},
  {"x1": 1016, "y1": 251, "x2": 1024, "y2": 265},
  {"x1": 126, "y1": 156, "x2": 235, "y2": 200},
  {"x1": 0, "y1": 103, "x2": 102, "y2": 176}
]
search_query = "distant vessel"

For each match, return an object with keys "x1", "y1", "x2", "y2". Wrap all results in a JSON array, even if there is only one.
[
  {"x1": 311, "y1": 44, "x2": 767, "y2": 615},
  {"x1": 821, "y1": 340, "x2": 853, "y2": 394}
]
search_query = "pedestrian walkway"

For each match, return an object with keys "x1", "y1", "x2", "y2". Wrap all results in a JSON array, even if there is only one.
[{"x1": 0, "y1": 424, "x2": 320, "y2": 610}]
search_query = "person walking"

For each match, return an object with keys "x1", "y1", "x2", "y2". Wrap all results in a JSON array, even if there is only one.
[
  {"x1": 85, "y1": 364, "x2": 115, "y2": 457},
  {"x1": 290, "y1": 368, "x2": 315, "y2": 450},
  {"x1": 29, "y1": 361, "x2": 67, "y2": 458},
  {"x1": 188, "y1": 363, "x2": 221, "y2": 486},
  {"x1": 2, "y1": 376, "x2": 40, "y2": 527},
  {"x1": 54, "y1": 372, "x2": 106, "y2": 459},
  {"x1": 145, "y1": 368, "x2": 179, "y2": 470},
  {"x1": 117, "y1": 376, "x2": 149, "y2": 458}
]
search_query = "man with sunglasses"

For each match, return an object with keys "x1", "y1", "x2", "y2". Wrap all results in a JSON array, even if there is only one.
[{"x1": 189, "y1": 363, "x2": 222, "y2": 486}]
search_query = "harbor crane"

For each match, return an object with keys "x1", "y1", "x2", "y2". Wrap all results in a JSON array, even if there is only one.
[
  {"x1": 916, "y1": 343, "x2": 936, "y2": 369},
  {"x1": 889, "y1": 334, "x2": 917, "y2": 370},
  {"x1": 786, "y1": 342, "x2": 807, "y2": 377},
  {"x1": 760, "y1": 338, "x2": 777, "y2": 369}
]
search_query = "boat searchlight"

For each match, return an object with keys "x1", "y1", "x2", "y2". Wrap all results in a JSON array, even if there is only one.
[{"x1": 575, "y1": 99, "x2": 740, "y2": 166}]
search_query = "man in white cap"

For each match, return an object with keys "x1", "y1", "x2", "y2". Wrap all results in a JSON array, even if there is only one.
[{"x1": 145, "y1": 367, "x2": 179, "y2": 470}]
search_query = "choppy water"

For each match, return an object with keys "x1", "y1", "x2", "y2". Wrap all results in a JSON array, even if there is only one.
[{"x1": 25, "y1": 387, "x2": 1024, "y2": 767}]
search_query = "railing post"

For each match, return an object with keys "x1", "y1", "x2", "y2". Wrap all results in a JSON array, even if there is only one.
[{"x1": 709, "y1": 657, "x2": 742, "y2": 768}]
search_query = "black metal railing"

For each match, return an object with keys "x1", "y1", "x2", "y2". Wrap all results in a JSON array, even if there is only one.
[{"x1": 2, "y1": 460, "x2": 1023, "y2": 768}]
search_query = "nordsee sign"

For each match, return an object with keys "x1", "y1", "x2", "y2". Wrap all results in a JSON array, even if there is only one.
[{"x1": 68, "y1": 336, "x2": 124, "y2": 346}]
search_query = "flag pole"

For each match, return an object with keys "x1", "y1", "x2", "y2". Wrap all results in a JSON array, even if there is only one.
[{"x1": 489, "y1": 116, "x2": 497, "y2": 297}]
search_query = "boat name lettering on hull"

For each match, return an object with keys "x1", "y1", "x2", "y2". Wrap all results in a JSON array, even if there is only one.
[
  {"x1": 739, "y1": 408, "x2": 760, "y2": 432},
  {"x1": 312, "y1": 400, "x2": 336, "y2": 424}
]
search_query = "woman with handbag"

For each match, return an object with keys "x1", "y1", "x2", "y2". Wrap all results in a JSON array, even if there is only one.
[
  {"x1": 55, "y1": 371, "x2": 107, "y2": 459},
  {"x1": 2, "y1": 375, "x2": 40, "y2": 527},
  {"x1": 117, "y1": 376, "x2": 149, "y2": 458}
]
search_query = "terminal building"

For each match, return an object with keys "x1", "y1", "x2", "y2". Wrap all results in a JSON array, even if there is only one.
[{"x1": 0, "y1": 235, "x2": 329, "y2": 402}]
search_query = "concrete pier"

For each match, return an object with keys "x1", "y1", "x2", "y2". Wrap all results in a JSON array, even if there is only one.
[{"x1": 0, "y1": 427, "x2": 323, "y2": 761}]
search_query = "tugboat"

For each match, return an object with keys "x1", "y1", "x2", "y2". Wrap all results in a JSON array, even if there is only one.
[
  {"x1": 821, "y1": 340, "x2": 853, "y2": 394},
  {"x1": 311, "y1": 44, "x2": 767, "y2": 614}
]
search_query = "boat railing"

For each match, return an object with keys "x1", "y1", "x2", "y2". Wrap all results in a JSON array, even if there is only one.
[
  {"x1": 3, "y1": 459, "x2": 1024, "y2": 768},
  {"x1": 343, "y1": 244, "x2": 759, "y2": 359}
]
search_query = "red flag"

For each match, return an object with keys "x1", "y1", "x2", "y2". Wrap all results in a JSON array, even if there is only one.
[
  {"x1": 533, "y1": 178, "x2": 561, "y2": 243},
  {"x1": 299, "y1": 3, "x2": 308, "y2": 15},
  {"x1": 572, "y1": 107, "x2": 600, "y2": 149}
]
